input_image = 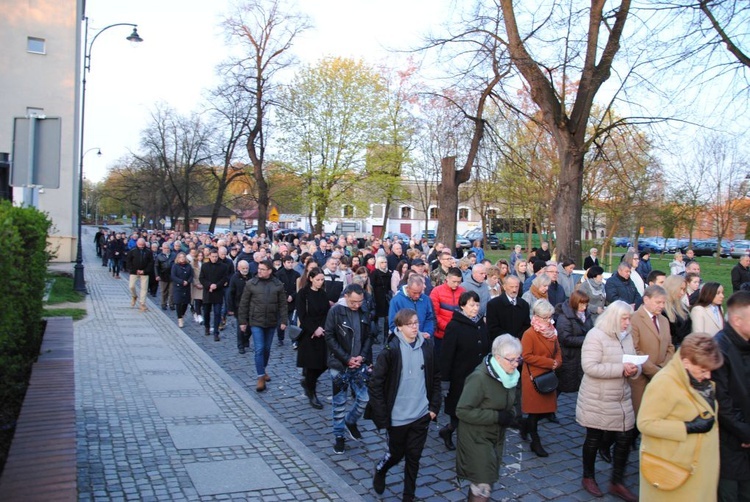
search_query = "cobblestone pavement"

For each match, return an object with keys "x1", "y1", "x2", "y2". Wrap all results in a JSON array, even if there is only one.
[{"x1": 76, "y1": 226, "x2": 640, "y2": 501}]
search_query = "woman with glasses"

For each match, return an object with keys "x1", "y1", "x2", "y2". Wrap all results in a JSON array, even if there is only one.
[
  {"x1": 438, "y1": 291, "x2": 491, "y2": 451},
  {"x1": 575, "y1": 301, "x2": 640, "y2": 501},
  {"x1": 520, "y1": 300, "x2": 562, "y2": 457},
  {"x1": 455, "y1": 334, "x2": 522, "y2": 502}
]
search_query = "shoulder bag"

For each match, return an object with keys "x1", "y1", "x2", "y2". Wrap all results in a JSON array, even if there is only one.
[
  {"x1": 641, "y1": 390, "x2": 710, "y2": 491},
  {"x1": 528, "y1": 341, "x2": 559, "y2": 394},
  {"x1": 287, "y1": 296, "x2": 304, "y2": 342}
]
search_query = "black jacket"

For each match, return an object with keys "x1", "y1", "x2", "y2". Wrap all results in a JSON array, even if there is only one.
[
  {"x1": 554, "y1": 302, "x2": 594, "y2": 393},
  {"x1": 547, "y1": 281, "x2": 567, "y2": 308},
  {"x1": 199, "y1": 260, "x2": 230, "y2": 304},
  {"x1": 713, "y1": 323, "x2": 750, "y2": 480},
  {"x1": 126, "y1": 246, "x2": 154, "y2": 275},
  {"x1": 275, "y1": 267, "x2": 300, "y2": 307},
  {"x1": 370, "y1": 268, "x2": 393, "y2": 318},
  {"x1": 604, "y1": 273, "x2": 643, "y2": 308},
  {"x1": 368, "y1": 332, "x2": 442, "y2": 429},
  {"x1": 486, "y1": 294, "x2": 531, "y2": 341},
  {"x1": 155, "y1": 251, "x2": 176, "y2": 281},
  {"x1": 324, "y1": 303, "x2": 374, "y2": 372},
  {"x1": 440, "y1": 311, "x2": 490, "y2": 417},
  {"x1": 228, "y1": 271, "x2": 251, "y2": 313}
]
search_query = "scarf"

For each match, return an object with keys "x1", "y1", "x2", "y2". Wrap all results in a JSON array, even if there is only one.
[
  {"x1": 460, "y1": 309, "x2": 482, "y2": 324},
  {"x1": 531, "y1": 315, "x2": 558, "y2": 340},
  {"x1": 576, "y1": 311, "x2": 586, "y2": 324},
  {"x1": 530, "y1": 284, "x2": 548, "y2": 300},
  {"x1": 486, "y1": 354, "x2": 520, "y2": 389},
  {"x1": 688, "y1": 370, "x2": 716, "y2": 411},
  {"x1": 585, "y1": 278, "x2": 606, "y2": 300}
]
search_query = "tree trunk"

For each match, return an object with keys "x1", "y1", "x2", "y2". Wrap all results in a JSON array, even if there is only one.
[
  {"x1": 436, "y1": 157, "x2": 470, "y2": 250},
  {"x1": 553, "y1": 144, "x2": 585, "y2": 265},
  {"x1": 383, "y1": 199, "x2": 391, "y2": 236},
  {"x1": 209, "y1": 184, "x2": 227, "y2": 233}
]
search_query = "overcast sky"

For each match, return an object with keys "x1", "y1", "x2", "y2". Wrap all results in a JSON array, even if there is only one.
[{"x1": 82, "y1": 0, "x2": 452, "y2": 181}]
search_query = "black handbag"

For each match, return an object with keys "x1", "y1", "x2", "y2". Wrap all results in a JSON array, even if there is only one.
[{"x1": 528, "y1": 341, "x2": 559, "y2": 394}]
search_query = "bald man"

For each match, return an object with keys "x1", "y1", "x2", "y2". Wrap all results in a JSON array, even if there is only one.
[{"x1": 126, "y1": 238, "x2": 155, "y2": 312}]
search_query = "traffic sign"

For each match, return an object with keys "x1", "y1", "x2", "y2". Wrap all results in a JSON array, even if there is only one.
[{"x1": 269, "y1": 207, "x2": 280, "y2": 223}]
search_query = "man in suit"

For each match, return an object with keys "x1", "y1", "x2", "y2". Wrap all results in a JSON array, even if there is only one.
[
  {"x1": 486, "y1": 275, "x2": 531, "y2": 341},
  {"x1": 630, "y1": 285, "x2": 675, "y2": 417}
]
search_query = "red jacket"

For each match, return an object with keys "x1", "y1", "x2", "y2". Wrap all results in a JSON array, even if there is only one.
[{"x1": 430, "y1": 284, "x2": 465, "y2": 339}]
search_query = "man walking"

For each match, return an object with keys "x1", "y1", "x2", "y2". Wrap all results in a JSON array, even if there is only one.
[
  {"x1": 238, "y1": 260, "x2": 288, "y2": 392},
  {"x1": 325, "y1": 284, "x2": 375, "y2": 454},
  {"x1": 369, "y1": 308, "x2": 442, "y2": 501},
  {"x1": 155, "y1": 242, "x2": 176, "y2": 310},
  {"x1": 275, "y1": 255, "x2": 300, "y2": 346},
  {"x1": 199, "y1": 249, "x2": 230, "y2": 342},
  {"x1": 126, "y1": 238, "x2": 154, "y2": 312},
  {"x1": 714, "y1": 291, "x2": 750, "y2": 501}
]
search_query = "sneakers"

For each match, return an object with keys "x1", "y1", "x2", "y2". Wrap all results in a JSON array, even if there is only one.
[
  {"x1": 372, "y1": 465, "x2": 386, "y2": 494},
  {"x1": 345, "y1": 421, "x2": 362, "y2": 441},
  {"x1": 292, "y1": 341, "x2": 298, "y2": 350},
  {"x1": 239, "y1": 347, "x2": 246, "y2": 354},
  {"x1": 277, "y1": 339, "x2": 284, "y2": 346},
  {"x1": 193, "y1": 313, "x2": 198, "y2": 323},
  {"x1": 178, "y1": 318, "x2": 184, "y2": 328},
  {"x1": 333, "y1": 436, "x2": 345, "y2": 455},
  {"x1": 198, "y1": 315, "x2": 204, "y2": 325}
]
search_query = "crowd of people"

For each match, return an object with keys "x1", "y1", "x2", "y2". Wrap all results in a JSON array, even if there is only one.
[{"x1": 94, "y1": 227, "x2": 750, "y2": 502}]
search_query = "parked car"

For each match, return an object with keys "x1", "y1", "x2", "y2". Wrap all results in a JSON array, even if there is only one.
[
  {"x1": 614, "y1": 236, "x2": 632, "y2": 248},
  {"x1": 413, "y1": 230, "x2": 437, "y2": 246},
  {"x1": 637, "y1": 238, "x2": 665, "y2": 254},
  {"x1": 274, "y1": 228, "x2": 307, "y2": 242},
  {"x1": 383, "y1": 232, "x2": 411, "y2": 243},
  {"x1": 730, "y1": 240, "x2": 750, "y2": 258},
  {"x1": 461, "y1": 229, "x2": 502, "y2": 249},
  {"x1": 243, "y1": 226, "x2": 258, "y2": 238},
  {"x1": 456, "y1": 235, "x2": 471, "y2": 248},
  {"x1": 680, "y1": 240, "x2": 729, "y2": 257}
]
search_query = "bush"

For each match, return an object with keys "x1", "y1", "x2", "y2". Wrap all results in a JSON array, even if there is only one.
[{"x1": 0, "y1": 201, "x2": 51, "y2": 471}]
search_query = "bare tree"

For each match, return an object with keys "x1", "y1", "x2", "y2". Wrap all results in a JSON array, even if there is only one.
[{"x1": 223, "y1": 0, "x2": 311, "y2": 235}]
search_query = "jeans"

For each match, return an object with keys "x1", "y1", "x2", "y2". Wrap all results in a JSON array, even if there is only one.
[
  {"x1": 330, "y1": 367, "x2": 369, "y2": 438},
  {"x1": 203, "y1": 303, "x2": 222, "y2": 333},
  {"x1": 250, "y1": 326, "x2": 276, "y2": 377}
]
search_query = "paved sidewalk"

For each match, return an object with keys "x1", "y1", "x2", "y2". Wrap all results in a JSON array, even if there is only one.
[
  {"x1": 75, "y1": 226, "x2": 640, "y2": 501},
  {"x1": 75, "y1": 227, "x2": 363, "y2": 501}
]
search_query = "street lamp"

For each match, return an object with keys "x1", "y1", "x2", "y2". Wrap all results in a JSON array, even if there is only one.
[{"x1": 73, "y1": 17, "x2": 143, "y2": 293}]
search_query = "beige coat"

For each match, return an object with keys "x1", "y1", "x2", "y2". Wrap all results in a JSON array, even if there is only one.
[
  {"x1": 690, "y1": 305, "x2": 724, "y2": 337},
  {"x1": 576, "y1": 327, "x2": 637, "y2": 432},
  {"x1": 190, "y1": 261, "x2": 203, "y2": 302},
  {"x1": 630, "y1": 306, "x2": 674, "y2": 416},
  {"x1": 637, "y1": 351, "x2": 719, "y2": 501}
]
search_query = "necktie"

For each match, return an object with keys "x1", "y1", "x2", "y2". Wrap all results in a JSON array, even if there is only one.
[
  {"x1": 510, "y1": 297, "x2": 516, "y2": 306},
  {"x1": 652, "y1": 315, "x2": 659, "y2": 334}
]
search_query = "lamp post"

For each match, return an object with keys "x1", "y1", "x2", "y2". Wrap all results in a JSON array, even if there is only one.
[{"x1": 73, "y1": 17, "x2": 142, "y2": 293}]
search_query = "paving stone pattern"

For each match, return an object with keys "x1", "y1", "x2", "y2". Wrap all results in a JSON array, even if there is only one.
[{"x1": 76, "y1": 226, "x2": 640, "y2": 501}]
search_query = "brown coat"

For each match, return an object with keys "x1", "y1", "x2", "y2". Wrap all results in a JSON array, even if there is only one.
[
  {"x1": 521, "y1": 327, "x2": 562, "y2": 414},
  {"x1": 630, "y1": 306, "x2": 675, "y2": 417}
]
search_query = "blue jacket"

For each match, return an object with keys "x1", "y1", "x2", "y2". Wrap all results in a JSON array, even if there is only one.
[{"x1": 388, "y1": 285, "x2": 436, "y2": 336}]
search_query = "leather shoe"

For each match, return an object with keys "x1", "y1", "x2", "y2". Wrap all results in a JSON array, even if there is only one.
[
  {"x1": 530, "y1": 440, "x2": 549, "y2": 457},
  {"x1": 372, "y1": 465, "x2": 386, "y2": 494},
  {"x1": 256, "y1": 376, "x2": 266, "y2": 392},
  {"x1": 238, "y1": 347, "x2": 245, "y2": 354},
  {"x1": 309, "y1": 394, "x2": 323, "y2": 410},
  {"x1": 609, "y1": 483, "x2": 638, "y2": 502},
  {"x1": 438, "y1": 426, "x2": 455, "y2": 451},
  {"x1": 264, "y1": 374, "x2": 271, "y2": 382},
  {"x1": 582, "y1": 478, "x2": 603, "y2": 497},
  {"x1": 599, "y1": 445, "x2": 612, "y2": 463},
  {"x1": 547, "y1": 413, "x2": 559, "y2": 424}
]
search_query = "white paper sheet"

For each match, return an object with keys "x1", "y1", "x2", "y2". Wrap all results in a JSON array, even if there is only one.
[{"x1": 622, "y1": 354, "x2": 648, "y2": 365}]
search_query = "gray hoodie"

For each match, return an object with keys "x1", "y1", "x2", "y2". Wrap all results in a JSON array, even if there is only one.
[{"x1": 391, "y1": 329, "x2": 429, "y2": 426}]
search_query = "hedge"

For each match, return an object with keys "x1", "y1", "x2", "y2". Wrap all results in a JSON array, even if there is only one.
[{"x1": 0, "y1": 201, "x2": 52, "y2": 472}]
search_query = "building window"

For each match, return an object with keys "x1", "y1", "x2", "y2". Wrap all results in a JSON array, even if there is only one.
[
  {"x1": 458, "y1": 207, "x2": 470, "y2": 221},
  {"x1": 400, "y1": 206, "x2": 413, "y2": 219},
  {"x1": 342, "y1": 204, "x2": 354, "y2": 217},
  {"x1": 371, "y1": 204, "x2": 384, "y2": 219},
  {"x1": 486, "y1": 209, "x2": 498, "y2": 220},
  {"x1": 428, "y1": 207, "x2": 439, "y2": 220},
  {"x1": 27, "y1": 37, "x2": 46, "y2": 54}
]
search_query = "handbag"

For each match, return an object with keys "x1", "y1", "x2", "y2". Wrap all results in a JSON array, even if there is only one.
[
  {"x1": 528, "y1": 341, "x2": 559, "y2": 394},
  {"x1": 286, "y1": 324, "x2": 303, "y2": 342},
  {"x1": 641, "y1": 392, "x2": 708, "y2": 491}
]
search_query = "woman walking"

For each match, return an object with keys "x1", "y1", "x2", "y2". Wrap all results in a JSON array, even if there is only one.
[
  {"x1": 190, "y1": 251, "x2": 204, "y2": 324},
  {"x1": 456, "y1": 334, "x2": 522, "y2": 502},
  {"x1": 296, "y1": 267, "x2": 331, "y2": 409},
  {"x1": 576, "y1": 301, "x2": 640, "y2": 502},
  {"x1": 638, "y1": 333, "x2": 722, "y2": 501},
  {"x1": 520, "y1": 300, "x2": 562, "y2": 457},
  {"x1": 439, "y1": 291, "x2": 491, "y2": 451},
  {"x1": 370, "y1": 256, "x2": 392, "y2": 343},
  {"x1": 170, "y1": 252, "x2": 193, "y2": 328}
]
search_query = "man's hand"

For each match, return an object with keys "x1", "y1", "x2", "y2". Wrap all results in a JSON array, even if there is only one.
[
  {"x1": 287, "y1": 295, "x2": 293, "y2": 303},
  {"x1": 182, "y1": 281, "x2": 188, "y2": 286},
  {"x1": 313, "y1": 327, "x2": 325, "y2": 338},
  {"x1": 155, "y1": 276, "x2": 160, "y2": 281},
  {"x1": 240, "y1": 324, "x2": 247, "y2": 333},
  {"x1": 209, "y1": 284, "x2": 217, "y2": 292},
  {"x1": 420, "y1": 331, "x2": 431, "y2": 339},
  {"x1": 280, "y1": 324, "x2": 287, "y2": 331},
  {"x1": 429, "y1": 412, "x2": 436, "y2": 420},
  {"x1": 348, "y1": 356, "x2": 363, "y2": 368}
]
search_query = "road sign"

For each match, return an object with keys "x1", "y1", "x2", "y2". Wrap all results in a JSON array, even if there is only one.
[{"x1": 269, "y1": 207, "x2": 280, "y2": 223}]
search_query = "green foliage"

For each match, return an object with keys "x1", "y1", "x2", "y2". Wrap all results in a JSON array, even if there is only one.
[
  {"x1": 0, "y1": 201, "x2": 51, "y2": 470},
  {"x1": 46, "y1": 274, "x2": 85, "y2": 305},
  {"x1": 43, "y1": 308, "x2": 87, "y2": 321}
]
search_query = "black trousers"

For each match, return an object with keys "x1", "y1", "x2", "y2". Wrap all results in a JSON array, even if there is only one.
[
  {"x1": 582, "y1": 427, "x2": 634, "y2": 484},
  {"x1": 377, "y1": 414, "x2": 431, "y2": 499}
]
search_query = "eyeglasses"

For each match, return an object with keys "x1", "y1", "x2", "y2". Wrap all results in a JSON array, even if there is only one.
[
  {"x1": 537, "y1": 315, "x2": 553, "y2": 322},
  {"x1": 404, "y1": 321, "x2": 420, "y2": 327},
  {"x1": 258, "y1": 267, "x2": 270, "y2": 272},
  {"x1": 503, "y1": 356, "x2": 522, "y2": 364}
]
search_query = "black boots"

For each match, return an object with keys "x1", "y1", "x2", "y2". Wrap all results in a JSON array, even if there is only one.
[
  {"x1": 301, "y1": 379, "x2": 323, "y2": 409},
  {"x1": 439, "y1": 423, "x2": 456, "y2": 450},
  {"x1": 528, "y1": 415, "x2": 549, "y2": 457}
]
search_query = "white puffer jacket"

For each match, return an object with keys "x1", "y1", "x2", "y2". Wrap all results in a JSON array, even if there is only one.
[{"x1": 575, "y1": 326, "x2": 638, "y2": 431}]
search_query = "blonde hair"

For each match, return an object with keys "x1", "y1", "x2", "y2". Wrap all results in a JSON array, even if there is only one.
[{"x1": 663, "y1": 275, "x2": 689, "y2": 323}]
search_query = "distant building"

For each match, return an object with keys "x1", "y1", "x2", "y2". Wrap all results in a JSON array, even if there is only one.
[{"x1": 0, "y1": 0, "x2": 81, "y2": 261}]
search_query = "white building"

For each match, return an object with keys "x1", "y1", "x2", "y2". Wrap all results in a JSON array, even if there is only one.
[{"x1": 0, "y1": 0, "x2": 81, "y2": 262}]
